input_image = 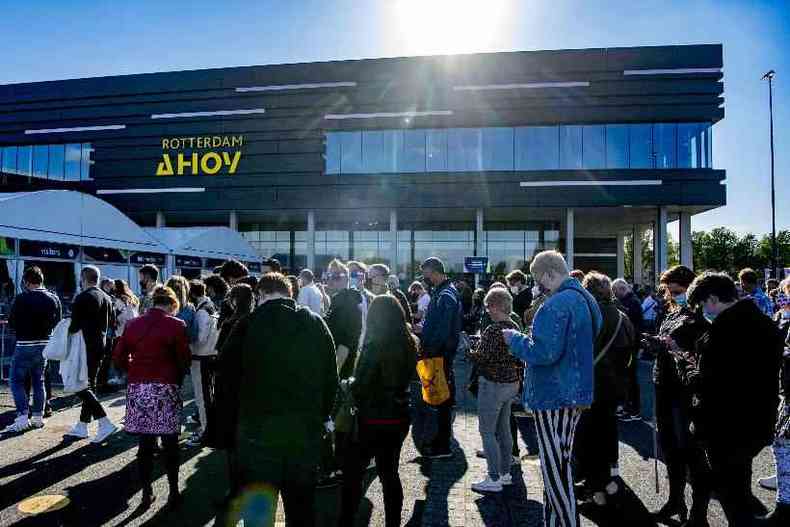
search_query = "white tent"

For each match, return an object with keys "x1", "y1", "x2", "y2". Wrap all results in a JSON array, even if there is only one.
[
  {"x1": 0, "y1": 190, "x2": 166, "y2": 253},
  {"x1": 143, "y1": 227, "x2": 260, "y2": 264}
]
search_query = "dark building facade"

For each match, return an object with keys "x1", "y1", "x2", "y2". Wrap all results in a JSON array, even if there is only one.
[{"x1": 0, "y1": 44, "x2": 725, "y2": 282}]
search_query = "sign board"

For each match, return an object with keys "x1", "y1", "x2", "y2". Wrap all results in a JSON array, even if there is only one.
[
  {"x1": 156, "y1": 135, "x2": 244, "y2": 176},
  {"x1": 130, "y1": 252, "x2": 166, "y2": 266},
  {"x1": 464, "y1": 256, "x2": 489, "y2": 274},
  {"x1": 20, "y1": 240, "x2": 79, "y2": 260},
  {"x1": 176, "y1": 255, "x2": 203, "y2": 268},
  {"x1": 83, "y1": 246, "x2": 127, "y2": 263}
]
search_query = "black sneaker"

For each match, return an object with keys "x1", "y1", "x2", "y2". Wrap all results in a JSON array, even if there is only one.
[
  {"x1": 426, "y1": 450, "x2": 453, "y2": 460},
  {"x1": 624, "y1": 413, "x2": 641, "y2": 422}
]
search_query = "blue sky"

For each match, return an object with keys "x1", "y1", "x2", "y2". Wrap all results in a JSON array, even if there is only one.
[{"x1": 1, "y1": 0, "x2": 787, "y2": 236}]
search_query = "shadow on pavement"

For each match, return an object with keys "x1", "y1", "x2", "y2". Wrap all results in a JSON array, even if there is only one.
[
  {"x1": 60, "y1": 440, "x2": 205, "y2": 527},
  {"x1": 475, "y1": 464, "x2": 544, "y2": 526},
  {"x1": 618, "y1": 420, "x2": 658, "y2": 461},
  {"x1": 578, "y1": 480, "x2": 658, "y2": 527},
  {"x1": 1, "y1": 435, "x2": 138, "y2": 513}
]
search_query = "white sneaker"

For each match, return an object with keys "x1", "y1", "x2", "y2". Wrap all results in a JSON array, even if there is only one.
[
  {"x1": 500, "y1": 474, "x2": 513, "y2": 486},
  {"x1": 759, "y1": 474, "x2": 778, "y2": 491},
  {"x1": 472, "y1": 477, "x2": 503, "y2": 493},
  {"x1": 2, "y1": 415, "x2": 30, "y2": 434},
  {"x1": 30, "y1": 415, "x2": 45, "y2": 429},
  {"x1": 65, "y1": 421, "x2": 89, "y2": 439},
  {"x1": 92, "y1": 418, "x2": 118, "y2": 444}
]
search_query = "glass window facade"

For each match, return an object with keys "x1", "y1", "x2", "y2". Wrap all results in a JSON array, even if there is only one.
[
  {"x1": 326, "y1": 123, "x2": 713, "y2": 174},
  {"x1": 0, "y1": 142, "x2": 93, "y2": 180},
  {"x1": 239, "y1": 224, "x2": 561, "y2": 280}
]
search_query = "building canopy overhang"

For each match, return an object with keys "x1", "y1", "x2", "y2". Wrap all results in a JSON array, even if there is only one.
[
  {"x1": 0, "y1": 190, "x2": 167, "y2": 253},
  {"x1": 143, "y1": 227, "x2": 260, "y2": 263}
]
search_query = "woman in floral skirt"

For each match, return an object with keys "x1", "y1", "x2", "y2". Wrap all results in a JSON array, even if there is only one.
[{"x1": 113, "y1": 286, "x2": 191, "y2": 508}]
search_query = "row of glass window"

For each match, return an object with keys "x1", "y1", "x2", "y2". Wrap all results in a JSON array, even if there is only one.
[
  {"x1": 0, "y1": 143, "x2": 93, "y2": 181},
  {"x1": 325, "y1": 123, "x2": 713, "y2": 174},
  {"x1": 240, "y1": 228, "x2": 561, "y2": 278}
]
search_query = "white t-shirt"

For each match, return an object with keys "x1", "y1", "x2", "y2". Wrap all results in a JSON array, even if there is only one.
[
  {"x1": 297, "y1": 283, "x2": 324, "y2": 315},
  {"x1": 417, "y1": 292, "x2": 431, "y2": 315}
]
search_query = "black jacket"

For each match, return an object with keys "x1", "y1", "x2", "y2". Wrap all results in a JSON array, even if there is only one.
[
  {"x1": 8, "y1": 287, "x2": 62, "y2": 342},
  {"x1": 594, "y1": 300, "x2": 636, "y2": 404},
  {"x1": 512, "y1": 287, "x2": 533, "y2": 322},
  {"x1": 682, "y1": 300, "x2": 784, "y2": 449},
  {"x1": 647, "y1": 307, "x2": 708, "y2": 391},
  {"x1": 69, "y1": 286, "x2": 113, "y2": 358},
  {"x1": 351, "y1": 335, "x2": 418, "y2": 422},
  {"x1": 221, "y1": 298, "x2": 337, "y2": 461},
  {"x1": 391, "y1": 288, "x2": 413, "y2": 323},
  {"x1": 325, "y1": 288, "x2": 363, "y2": 379},
  {"x1": 618, "y1": 292, "x2": 644, "y2": 334}
]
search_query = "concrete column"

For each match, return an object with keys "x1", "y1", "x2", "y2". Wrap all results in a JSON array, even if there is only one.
[
  {"x1": 565, "y1": 208, "x2": 575, "y2": 269},
  {"x1": 389, "y1": 209, "x2": 398, "y2": 273},
  {"x1": 679, "y1": 211, "x2": 693, "y2": 270},
  {"x1": 475, "y1": 208, "x2": 485, "y2": 257},
  {"x1": 654, "y1": 207, "x2": 669, "y2": 282},
  {"x1": 617, "y1": 231, "x2": 626, "y2": 279},
  {"x1": 229, "y1": 210, "x2": 238, "y2": 231},
  {"x1": 633, "y1": 225, "x2": 643, "y2": 286},
  {"x1": 307, "y1": 210, "x2": 316, "y2": 271},
  {"x1": 156, "y1": 211, "x2": 166, "y2": 228}
]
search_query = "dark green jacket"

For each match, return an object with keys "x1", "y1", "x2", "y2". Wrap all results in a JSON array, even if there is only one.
[{"x1": 221, "y1": 297, "x2": 337, "y2": 460}]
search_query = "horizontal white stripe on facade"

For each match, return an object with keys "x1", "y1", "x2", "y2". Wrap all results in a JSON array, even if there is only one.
[
  {"x1": 453, "y1": 81, "x2": 589, "y2": 91},
  {"x1": 97, "y1": 188, "x2": 206, "y2": 195},
  {"x1": 324, "y1": 110, "x2": 453, "y2": 120},
  {"x1": 25, "y1": 125, "x2": 126, "y2": 134},
  {"x1": 236, "y1": 81, "x2": 357, "y2": 92},
  {"x1": 575, "y1": 253, "x2": 617, "y2": 258},
  {"x1": 623, "y1": 68, "x2": 721, "y2": 76},
  {"x1": 150, "y1": 108, "x2": 266, "y2": 119},
  {"x1": 519, "y1": 180, "x2": 662, "y2": 188}
]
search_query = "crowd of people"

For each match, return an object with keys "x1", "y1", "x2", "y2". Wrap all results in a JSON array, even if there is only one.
[{"x1": 2, "y1": 251, "x2": 789, "y2": 527}]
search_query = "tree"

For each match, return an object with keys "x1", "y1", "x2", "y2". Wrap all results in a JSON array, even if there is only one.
[{"x1": 692, "y1": 228, "x2": 789, "y2": 278}]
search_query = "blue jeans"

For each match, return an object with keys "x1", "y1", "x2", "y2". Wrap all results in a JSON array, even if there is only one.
[{"x1": 10, "y1": 343, "x2": 47, "y2": 416}]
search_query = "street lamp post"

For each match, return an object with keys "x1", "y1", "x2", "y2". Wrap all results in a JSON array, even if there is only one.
[{"x1": 762, "y1": 69, "x2": 777, "y2": 278}]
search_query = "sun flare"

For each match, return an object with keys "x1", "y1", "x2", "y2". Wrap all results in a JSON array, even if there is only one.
[{"x1": 392, "y1": 0, "x2": 510, "y2": 55}]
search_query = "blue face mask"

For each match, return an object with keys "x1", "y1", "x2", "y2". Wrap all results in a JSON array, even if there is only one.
[
  {"x1": 673, "y1": 293, "x2": 687, "y2": 307},
  {"x1": 703, "y1": 309, "x2": 717, "y2": 323}
]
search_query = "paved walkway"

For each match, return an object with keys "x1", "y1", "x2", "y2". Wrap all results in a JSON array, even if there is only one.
[{"x1": 0, "y1": 355, "x2": 778, "y2": 526}]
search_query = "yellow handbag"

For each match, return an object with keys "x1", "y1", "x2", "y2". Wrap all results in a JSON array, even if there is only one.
[{"x1": 416, "y1": 357, "x2": 450, "y2": 406}]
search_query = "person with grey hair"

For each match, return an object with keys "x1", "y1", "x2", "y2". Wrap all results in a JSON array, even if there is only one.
[
  {"x1": 612, "y1": 277, "x2": 643, "y2": 421},
  {"x1": 502, "y1": 250, "x2": 601, "y2": 526},
  {"x1": 65, "y1": 265, "x2": 118, "y2": 443},
  {"x1": 467, "y1": 287, "x2": 524, "y2": 493}
]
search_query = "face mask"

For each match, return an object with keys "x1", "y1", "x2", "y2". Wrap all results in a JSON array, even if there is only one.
[
  {"x1": 672, "y1": 293, "x2": 687, "y2": 307},
  {"x1": 509, "y1": 286, "x2": 520, "y2": 295},
  {"x1": 703, "y1": 308, "x2": 717, "y2": 323}
]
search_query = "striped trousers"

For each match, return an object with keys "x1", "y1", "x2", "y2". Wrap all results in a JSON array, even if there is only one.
[{"x1": 535, "y1": 407, "x2": 583, "y2": 527}]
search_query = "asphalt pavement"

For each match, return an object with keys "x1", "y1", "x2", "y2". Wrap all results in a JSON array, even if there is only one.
[{"x1": 0, "y1": 358, "x2": 779, "y2": 527}]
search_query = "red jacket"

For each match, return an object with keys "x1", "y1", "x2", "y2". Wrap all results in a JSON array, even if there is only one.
[{"x1": 112, "y1": 308, "x2": 190, "y2": 385}]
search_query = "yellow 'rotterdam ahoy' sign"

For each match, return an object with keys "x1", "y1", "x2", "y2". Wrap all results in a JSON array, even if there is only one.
[{"x1": 156, "y1": 135, "x2": 243, "y2": 176}]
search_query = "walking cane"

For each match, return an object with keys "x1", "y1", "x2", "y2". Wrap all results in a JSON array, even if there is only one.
[{"x1": 652, "y1": 395, "x2": 660, "y2": 494}]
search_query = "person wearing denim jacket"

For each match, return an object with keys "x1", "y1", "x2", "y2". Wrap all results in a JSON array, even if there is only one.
[{"x1": 502, "y1": 251, "x2": 601, "y2": 527}]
